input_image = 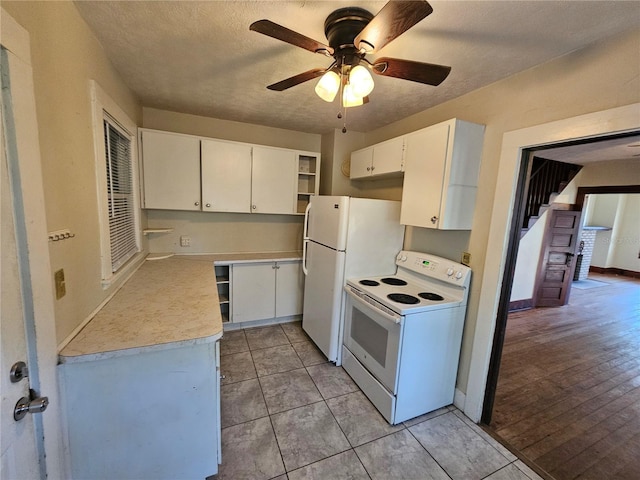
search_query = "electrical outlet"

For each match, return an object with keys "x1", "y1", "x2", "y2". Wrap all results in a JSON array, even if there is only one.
[
  {"x1": 461, "y1": 252, "x2": 471, "y2": 266},
  {"x1": 180, "y1": 236, "x2": 191, "y2": 247},
  {"x1": 54, "y1": 269, "x2": 66, "y2": 299}
]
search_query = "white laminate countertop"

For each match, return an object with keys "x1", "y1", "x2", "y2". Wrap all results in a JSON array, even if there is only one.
[{"x1": 59, "y1": 252, "x2": 301, "y2": 363}]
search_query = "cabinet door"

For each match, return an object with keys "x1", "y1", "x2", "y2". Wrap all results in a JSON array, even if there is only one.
[
  {"x1": 350, "y1": 147, "x2": 373, "y2": 179},
  {"x1": 372, "y1": 137, "x2": 404, "y2": 177},
  {"x1": 201, "y1": 139, "x2": 252, "y2": 213},
  {"x1": 231, "y1": 263, "x2": 276, "y2": 323},
  {"x1": 141, "y1": 130, "x2": 201, "y2": 210},
  {"x1": 252, "y1": 147, "x2": 297, "y2": 214},
  {"x1": 275, "y1": 261, "x2": 304, "y2": 317},
  {"x1": 400, "y1": 123, "x2": 450, "y2": 228}
]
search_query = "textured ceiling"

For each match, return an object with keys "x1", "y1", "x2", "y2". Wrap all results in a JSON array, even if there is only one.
[{"x1": 75, "y1": 1, "x2": 639, "y2": 135}]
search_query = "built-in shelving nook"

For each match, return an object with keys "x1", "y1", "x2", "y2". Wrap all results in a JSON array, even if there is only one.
[
  {"x1": 215, "y1": 265, "x2": 230, "y2": 323},
  {"x1": 296, "y1": 153, "x2": 320, "y2": 214}
]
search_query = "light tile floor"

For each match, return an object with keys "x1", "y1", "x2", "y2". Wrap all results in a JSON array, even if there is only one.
[{"x1": 212, "y1": 322, "x2": 545, "y2": 480}]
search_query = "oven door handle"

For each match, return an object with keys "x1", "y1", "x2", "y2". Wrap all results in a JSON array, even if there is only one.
[{"x1": 346, "y1": 288, "x2": 402, "y2": 325}]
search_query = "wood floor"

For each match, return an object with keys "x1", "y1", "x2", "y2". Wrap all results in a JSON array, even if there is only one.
[{"x1": 490, "y1": 272, "x2": 640, "y2": 480}]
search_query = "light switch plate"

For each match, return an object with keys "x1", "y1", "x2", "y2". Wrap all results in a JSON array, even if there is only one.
[{"x1": 461, "y1": 252, "x2": 471, "y2": 266}]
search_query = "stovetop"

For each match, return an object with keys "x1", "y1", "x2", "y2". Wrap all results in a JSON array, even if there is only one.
[{"x1": 346, "y1": 251, "x2": 472, "y2": 315}]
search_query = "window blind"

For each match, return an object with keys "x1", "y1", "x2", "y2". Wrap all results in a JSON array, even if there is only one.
[{"x1": 103, "y1": 118, "x2": 137, "y2": 272}]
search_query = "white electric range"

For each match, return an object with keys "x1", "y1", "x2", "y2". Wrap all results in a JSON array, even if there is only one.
[{"x1": 342, "y1": 250, "x2": 471, "y2": 424}]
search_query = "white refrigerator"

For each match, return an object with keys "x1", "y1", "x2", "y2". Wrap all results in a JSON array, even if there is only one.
[{"x1": 302, "y1": 196, "x2": 405, "y2": 364}]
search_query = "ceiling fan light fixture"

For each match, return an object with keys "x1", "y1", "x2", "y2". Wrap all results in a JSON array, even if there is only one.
[
  {"x1": 315, "y1": 70, "x2": 340, "y2": 102},
  {"x1": 342, "y1": 83, "x2": 364, "y2": 107},
  {"x1": 349, "y1": 64, "x2": 374, "y2": 97}
]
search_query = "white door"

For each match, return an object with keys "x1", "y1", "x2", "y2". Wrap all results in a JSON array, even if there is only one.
[
  {"x1": 275, "y1": 261, "x2": 304, "y2": 318},
  {"x1": 1, "y1": 15, "x2": 64, "y2": 478},
  {"x1": 251, "y1": 146, "x2": 296, "y2": 214},
  {"x1": 1, "y1": 102, "x2": 41, "y2": 480},
  {"x1": 301, "y1": 242, "x2": 346, "y2": 362},
  {"x1": 140, "y1": 130, "x2": 201, "y2": 210},
  {"x1": 372, "y1": 137, "x2": 404, "y2": 176},
  {"x1": 201, "y1": 139, "x2": 251, "y2": 213},
  {"x1": 400, "y1": 123, "x2": 450, "y2": 228},
  {"x1": 350, "y1": 147, "x2": 373, "y2": 179},
  {"x1": 231, "y1": 263, "x2": 276, "y2": 323}
]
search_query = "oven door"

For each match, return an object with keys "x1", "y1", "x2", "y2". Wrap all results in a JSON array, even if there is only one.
[{"x1": 343, "y1": 288, "x2": 403, "y2": 393}]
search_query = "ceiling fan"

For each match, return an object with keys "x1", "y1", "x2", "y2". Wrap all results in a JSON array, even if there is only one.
[{"x1": 249, "y1": 0, "x2": 451, "y2": 108}]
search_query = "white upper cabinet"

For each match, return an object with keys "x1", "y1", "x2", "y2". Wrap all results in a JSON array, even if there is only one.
[
  {"x1": 350, "y1": 136, "x2": 405, "y2": 179},
  {"x1": 252, "y1": 146, "x2": 297, "y2": 214},
  {"x1": 400, "y1": 119, "x2": 485, "y2": 230},
  {"x1": 140, "y1": 129, "x2": 319, "y2": 215},
  {"x1": 201, "y1": 139, "x2": 252, "y2": 213},
  {"x1": 140, "y1": 130, "x2": 201, "y2": 210}
]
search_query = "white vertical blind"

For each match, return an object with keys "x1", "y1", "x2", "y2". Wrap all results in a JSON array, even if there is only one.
[{"x1": 103, "y1": 117, "x2": 137, "y2": 272}]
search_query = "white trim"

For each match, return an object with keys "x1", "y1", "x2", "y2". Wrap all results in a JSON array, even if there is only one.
[
  {"x1": 90, "y1": 80, "x2": 143, "y2": 286},
  {"x1": 463, "y1": 103, "x2": 640, "y2": 423},
  {"x1": 453, "y1": 388, "x2": 466, "y2": 411}
]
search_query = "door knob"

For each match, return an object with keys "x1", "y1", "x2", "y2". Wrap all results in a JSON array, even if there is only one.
[{"x1": 14, "y1": 395, "x2": 49, "y2": 421}]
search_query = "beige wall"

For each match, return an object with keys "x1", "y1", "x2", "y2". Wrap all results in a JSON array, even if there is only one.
[
  {"x1": 3, "y1": 1, "x2": 144, "y2": 345},
  {"x1": 324, "y1": 28, "x2": 640, "y2": 394},
  {"x1": 142, "y1": 107, "x2": 321, "y2": 255},
  {"x1": 143, "y1": 107, "x2": 320, "y2": 152}
]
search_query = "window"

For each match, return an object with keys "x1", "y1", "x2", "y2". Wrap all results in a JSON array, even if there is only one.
[
  {"x1": 91, "y1": 81, "x2": 141, "y2": 285},
  {"x1": 103, "y1": 116, "x2": 137, "y2": 272}
]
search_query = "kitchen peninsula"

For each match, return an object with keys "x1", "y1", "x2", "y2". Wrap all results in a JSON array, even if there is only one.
[{"x1": 58, "y1": 252, "x2": 299, "y2": 480}]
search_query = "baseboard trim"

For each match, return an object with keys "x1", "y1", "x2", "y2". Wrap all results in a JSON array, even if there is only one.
[
  {"x1": 508, "y1": 298, "x2": 534, "y2": 312},
  {"x1": 589, "y1": 266, "x2": 640, "y2": 279}
]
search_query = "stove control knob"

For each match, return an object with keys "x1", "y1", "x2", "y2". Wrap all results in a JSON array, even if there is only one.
[
  {"x1": 455, "y1": 271, "x2": 463, "y2": 280},
  {"x1": 401, "y1": 255, "x2": 407, "y2": 262},
  {"x1": 446, "y1": 268, "x2": 454, "y2": 277}
]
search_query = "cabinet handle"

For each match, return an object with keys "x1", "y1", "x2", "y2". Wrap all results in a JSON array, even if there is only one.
[
  {"x1": 430, "y1": 216, "x2": 438, "y2": 224},
  {"x1": 366, "y1": 167, "x2": 371, "y2": 171},
  {"x1": 371, "y1": 166, "x2": 375, "y2": 171},
  {"x1": 206, "y1": 203, "x2": 211, "y2": 208},
  {"x1": 194, "y1": 201, "x2": 200, "y2": 207},
  {"x1": 252, "y1": 205, "x2": 257, "y2": 210}
]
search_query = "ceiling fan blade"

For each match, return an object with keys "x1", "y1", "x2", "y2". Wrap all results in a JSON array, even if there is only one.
[
  {"x1": 372, "y1": 57, "x2": 451, "y2": 86},
  {"x1": 250, "y1": 20, "x2": 334, "y2": 56},
  {"x1": 267, "y1": 68, "x2": 326, "y2": 91},
  {"x1": 355, "y1": 0, "x2": 433, "y2": 53}
]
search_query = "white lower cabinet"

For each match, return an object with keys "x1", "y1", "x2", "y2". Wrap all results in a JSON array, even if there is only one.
[
  {"x1": 60, "y1": 340, "x2": 221, "y2": 479},
  {"x1": 230, "y1": 260, "x2": 303, "y2": 324}
]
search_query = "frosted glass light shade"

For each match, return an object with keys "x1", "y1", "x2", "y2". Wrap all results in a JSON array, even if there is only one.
[
  {"x1": 349, "y1": 65, "x2": 374, "y2": 97},
  {"x1": 342, "y1": 84, "x2": 364, "y2": 107},
  {"x1": 315, "y1": 71, "x2": 340, "y2": 102}
]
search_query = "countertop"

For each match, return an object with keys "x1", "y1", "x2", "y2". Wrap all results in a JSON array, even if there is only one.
[{"x1": 59, "y1": 251, "x2": 302, "y2": 363}]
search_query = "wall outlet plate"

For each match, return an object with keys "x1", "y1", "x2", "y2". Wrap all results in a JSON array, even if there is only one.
[
  {"x1": 461, "y1": 252, "x2": 471, "y2": 266},
  {"x1": 180, "y1": 236, "x2": 191, "y2": 247}
]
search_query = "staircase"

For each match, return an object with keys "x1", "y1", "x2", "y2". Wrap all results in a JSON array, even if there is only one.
[{"x1": 521, "y1": 157, "x2": 582, "y2": 237}]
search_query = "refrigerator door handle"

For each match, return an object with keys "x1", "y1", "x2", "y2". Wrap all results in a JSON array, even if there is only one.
[
  {"x1": 302, "y1": 239, "x2": 309, "y2": 275},
  {"x1": 303, "y1": 202, "x2": 312, "y2": 240}
]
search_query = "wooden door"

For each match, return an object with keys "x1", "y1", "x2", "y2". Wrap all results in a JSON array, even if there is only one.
[
  {"x1": 535, "y1": 209, "x2": 582, "y2": 307},
  {"x1": 201, "y1": 139, "x2": 251, "y2": 213}
]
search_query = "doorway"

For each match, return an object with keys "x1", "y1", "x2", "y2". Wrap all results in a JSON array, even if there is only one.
[{"x1": 481, "y1": 131, "x2": 640, "y2": 478}]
